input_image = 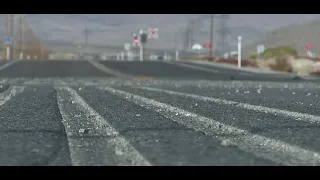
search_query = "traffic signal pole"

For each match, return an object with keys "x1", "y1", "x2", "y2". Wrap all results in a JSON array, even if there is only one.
[
  {"x1": 209, "y1": 14, "x2": 214, "y2": 60},
  {"x1": 139, "y1": 32, "x2": 147, "y2": 61},
  {"x1": 140, "y1": 44, "x2": 143, "y2": 61}
]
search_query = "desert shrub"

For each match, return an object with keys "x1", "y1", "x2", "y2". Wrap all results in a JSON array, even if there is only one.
[
  {"x1": 261, "y1": 46, "x2": 297, "y2": 59},
  {"x1": 249, "y1": 54, "x2": 257, "y2": 60},
  {"x1": 216, "y1": 58, "x2": 257, "y2": 67},
  {"x1": 268, "y1": 56, "x2": 293, "y2": 72}
]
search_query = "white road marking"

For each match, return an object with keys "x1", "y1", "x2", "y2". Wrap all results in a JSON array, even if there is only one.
[
  {"x1": 165, "y1": 61, "x2": 220, "y2": 73},
  {"x1": 0, "y1": 61, "x2": 20, "y2": 71},
  {"x1": 0, "y1": 78, "x2": 8, "y2": 84},
  {"x1": 184, "y1": 60, "x2": 292, "y2": 76},
  {"x1": 138, "y1": 86, "x2": 320, "y2": 125},
  {"x1": 0, "y1": 86, "x2": 25, "y2": 106},
  {"x1": 171, "y1": 61, "x2": 254, "y2": 76},
  {"x1": 56, "y1": 86, "x2": 151, "y2": 166},
  {"x1": 88, "y1": 60, "x2": 132, "y2": 78},
  {"x1": 101, "y1": 86, "x2": 320, "y2": 166}
]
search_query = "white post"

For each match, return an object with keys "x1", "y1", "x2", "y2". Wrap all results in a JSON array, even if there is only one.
[
  {"x1": 164, "y1": 52, "x2": 167, "y2": 61},
  {"x1": 116, "y1": 53, "x2": 120, "y2": 60},
  {"x1": 175, "y1": 50, "x2": 179, "y2": 61},
  {"x1": 237, "y1": 36, "x2": 242, "y2": 68},
  {"x1": 120, "y1": 51, "x2": 124, "y2": 60},
  {"x1": 19, "y1": 52, "x2": 23, "y2": 60},
  {"x1": 140, "y1": 45, "x2": 143, "y2": 61},
  {"x1": 128, "y1": 51, "x2": 133, "y2": 61},
  {"x1": 6, "y1": 47, "x2": 10, "y2": 60}
]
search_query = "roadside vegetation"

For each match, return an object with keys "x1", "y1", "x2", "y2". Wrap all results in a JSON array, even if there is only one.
[{"x1": 183, "y1": 46, "x2": 320, "y2": 76}]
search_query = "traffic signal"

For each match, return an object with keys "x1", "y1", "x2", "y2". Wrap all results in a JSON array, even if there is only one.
[
  {"x1": 140, "y1": 33, "x2": 148, "y2": 44},
  {"x1": 133, "y1": 36, "x2": 139, "y2": 41}
]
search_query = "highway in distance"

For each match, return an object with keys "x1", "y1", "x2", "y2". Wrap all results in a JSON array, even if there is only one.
[{"x1": 1, "y1": 59, "x2": 320, "y2": 166}]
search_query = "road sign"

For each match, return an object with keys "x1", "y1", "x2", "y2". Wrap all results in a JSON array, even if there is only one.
[
  {"x1": 203, "y1": 41, "x2": 212, "y2": 49},
  {"x1": 305, "y1": 43, "x2": 314, "y2": 51},
  {"x1": 4, "y1": 36, "x2": 12, "y2": 45},
  {"x1": 124, "y1": 43, "x2": 131, "y2": 51},
  {"x1": 257, "y1": 44, "x2": 265, "y2": 54},
  {"x1": 192, "y1": 43, "x2": 202, "y2": 50},
  {"x1": 133, "y1": 35, "x2": 140, "y2": 47},
  {"x1": 148, "y1": 28, "x2": 159, "y2": 39}
]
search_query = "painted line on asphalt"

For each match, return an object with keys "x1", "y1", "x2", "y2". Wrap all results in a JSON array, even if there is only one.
[
  {"x1": 102, "y1": 86, "x2": 320, "y2": 166},
  {"x1": 56, "y1": 86, "x2": 151, "y2": 166}
]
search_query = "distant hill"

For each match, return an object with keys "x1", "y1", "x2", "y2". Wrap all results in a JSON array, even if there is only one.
[{"x1": 244, "y1": 20, "x2": 320, "y2": 57}]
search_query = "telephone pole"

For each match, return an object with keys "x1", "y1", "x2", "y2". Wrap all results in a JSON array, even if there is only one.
[
  {"x1": 9, "y1": 14, "x2": 14, "y2": 60},
  {"x1": 83, "y1": 24, "x2": 92, "y2": 48},
  {"x1": 4, "y1": 14, "x2": 9, "y2": 60},
  {"x1": 217, "y1": 14, "x2": 230, "y2": 56},
  {"x1": 184, "y1": 25, "x2": 190, "y2": 50},
  {"x1": 209, "y1": 14, "x2": 214, "y2": 60},
  {"x1": 19, "y1": 15, "x2": 23, "y2": 55},
  {"x1": 84, "y1": 25, "x2": 88, "y2": 47}
]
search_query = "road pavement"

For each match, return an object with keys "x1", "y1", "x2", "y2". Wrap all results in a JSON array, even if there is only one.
[{"x1": 0, "y1": 59, "x2": 320, "y2": 166}]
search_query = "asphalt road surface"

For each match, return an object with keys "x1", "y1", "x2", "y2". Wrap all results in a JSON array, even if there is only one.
[{"x1": 1, "y1": 59, "x2": 320, "y2": 166}]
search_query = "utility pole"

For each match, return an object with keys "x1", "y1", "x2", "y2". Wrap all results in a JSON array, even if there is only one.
[
  {"x1": 5, "y1": 14, "x2": 9, "y2": 60},
  {"x1": 217, "y1": 14, "x2": 230, "y2": 56},
  {"x1": 22, "y1": 15, "x2": 26, "y2": 59},
  {"x1": 174, "y1": 32, "x2": 178, "y2": 50},
  {"x1": 19, "y1": 15, "x2": 22, "y2": 55},
  {"x1": 9, "y1": 14, "x2": 14, "y2": 60},
  {"x1": 189, "y1": 21, "x2": 195, "y2": 47},
  {"x1": 83, "y1": 24, "x2": 92, "y2": 48},
  {"x1": 209, "y1": 14, "x2": 214, "y2": 60},
  {"x1": 84, "y1": 25, "x2": 88, "y2": 47},
  {"x1": 184, "y1": 25, "x2": 190, "y2": 50}
]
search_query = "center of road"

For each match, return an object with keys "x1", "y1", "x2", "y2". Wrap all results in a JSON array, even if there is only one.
[{"x1": 88, "y1": 60, "x2": 154, "y2": 81}]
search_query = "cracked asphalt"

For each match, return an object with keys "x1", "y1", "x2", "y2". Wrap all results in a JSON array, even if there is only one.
[{"x1": 0, "y1": 59, "x2": 320, "y2": 166}]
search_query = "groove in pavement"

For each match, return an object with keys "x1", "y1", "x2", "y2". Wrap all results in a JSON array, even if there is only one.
[
  {"x1": 0, "y1": 86, "x2": 71, "y2": 165},
  {"x1": 76, "y1": 86, "x2": 274, "y2": 165},
  {"x1": 111, "y1": 86, "x2": 320, "y2": 160},
  {"x1": 56, "y1": 87, "x2": 150, "y2": 166},
  {"x1": 0, "y1": 60, "x2": 114, "y2": 78}
]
